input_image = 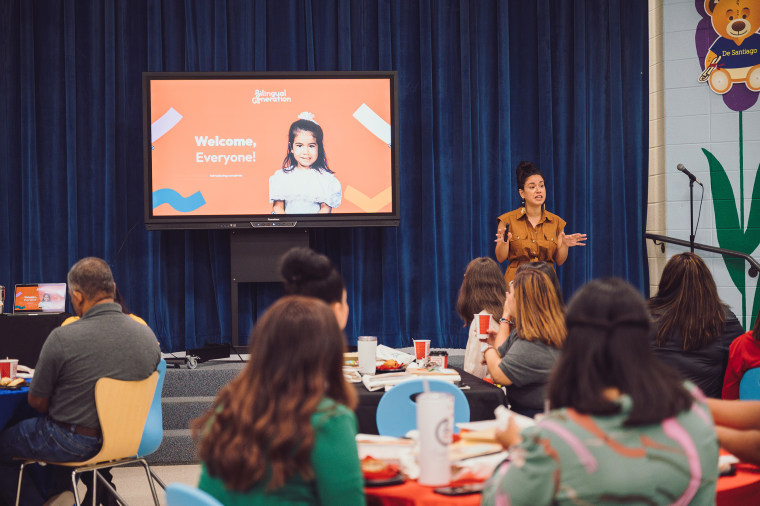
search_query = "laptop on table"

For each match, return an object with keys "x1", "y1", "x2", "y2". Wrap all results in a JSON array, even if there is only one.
[{"x1": 13, "y1": 283, "x2": 67, "y2": 315}]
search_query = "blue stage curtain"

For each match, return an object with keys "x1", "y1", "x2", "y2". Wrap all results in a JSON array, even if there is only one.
[{"x1": 0, "y1": 0, "x2": 648, "y2": 351}]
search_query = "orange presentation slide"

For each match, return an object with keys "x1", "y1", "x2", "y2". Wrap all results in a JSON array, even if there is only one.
[
  {"x1": 13, "y1": 283, "x2": 66, "y2": 313},
  {"x1": 149, "y1": 77, "x2": 394, "y2": 216}
]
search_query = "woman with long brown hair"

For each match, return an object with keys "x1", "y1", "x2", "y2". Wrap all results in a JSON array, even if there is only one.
[
  {"x1": 193, "y1": 296, "x2": 364, "y2": 505},
  {"x1": 456, "y1": 257, "x2": 508, "y2": 378},
  {"x1": 482, "y1": 269, "x2": 566, "y2": 417},
  {"x1": 649, "y1": 252, "x2": 743, "y2": 398}
]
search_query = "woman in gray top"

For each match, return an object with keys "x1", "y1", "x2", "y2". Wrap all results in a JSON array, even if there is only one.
[{"x1": 483, "y1": 269, "x2": 566, "y2": 417}]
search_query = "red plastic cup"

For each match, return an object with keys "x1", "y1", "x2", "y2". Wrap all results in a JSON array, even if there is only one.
[
  {"x1": 0, "y1": 359, "x2": 18, "y2": 379},
  {"x1": 477, "y1": 314, "x2": 491, "y2": 341},
  {"x1": 413, "y1": 339, "x2": 430, "y2": 361}
]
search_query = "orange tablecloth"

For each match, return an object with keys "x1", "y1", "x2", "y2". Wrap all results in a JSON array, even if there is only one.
[
  {"x1": 716, "y1": 462, "x2": 760, "y2": 505},
  {"x1": 365, "y1": 463, "x2": 760, "y2": 506},
  {"x1": 365, "y1": 480, "x2": 480, "y2": 506}
]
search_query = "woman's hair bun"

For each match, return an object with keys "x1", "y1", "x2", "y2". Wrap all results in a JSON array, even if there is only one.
[
  {"x1": 278, "y1": 247, "x2": 345, "y2": 304},
  {"x1": 515, "y1": 161, "x2": 542, "y2": 188},
  {"x1": 279, "y1": 247, "x2": 332, "y2": 286},
  {"x1": 515, "y1": 161, "x2": 537, "y2": 179}
]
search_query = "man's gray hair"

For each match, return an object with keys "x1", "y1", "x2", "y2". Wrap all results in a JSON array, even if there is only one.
[{"x1": 67, "y1": 257, "x2": 115, "y2": 300}]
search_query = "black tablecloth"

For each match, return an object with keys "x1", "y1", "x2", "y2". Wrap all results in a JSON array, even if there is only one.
[
  {"x1": 354, "y1": 368, "x2": 506, "y2": 434},
  {"x1": 0, "y1": 313, "x2": 70, "y2": 367}
]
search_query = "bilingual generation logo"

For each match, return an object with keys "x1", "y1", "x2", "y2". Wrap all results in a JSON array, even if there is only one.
[{"x1": 252, "y1": 89, "x2": 291, "y2": 104}]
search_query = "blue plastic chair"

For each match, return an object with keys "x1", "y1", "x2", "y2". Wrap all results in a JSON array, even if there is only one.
[
  {"x1": 165, "y1": 483, "x2": 223, "y2": 506},
  {"x1": 137, "y1": 358, "x2": 167, "y2": 488},
  {"x1": 739, "y1": 367, "x2": 760, "y2": 400},
  {"x1": 375, "y1": 378, "x2": 470, "y2": 437}
]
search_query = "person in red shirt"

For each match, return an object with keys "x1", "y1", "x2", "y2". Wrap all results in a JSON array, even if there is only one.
[{"x1": 723, "y1": 314, "x2": 760, "y2": 399}]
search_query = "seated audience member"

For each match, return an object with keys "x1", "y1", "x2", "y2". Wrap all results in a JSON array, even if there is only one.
[
  {"x1": 706, "y1": 398, "x2": 760, "y2": 465},
  {"x1": 194, "y1": 296, "x2": 365, "y2": 505},
  {"x1": 515, "y1": 261, "x2": 564, "y2": 308},
  {"x1": 456, "y1": 257, "x2": 508, "y2": 378},
  {"x1": 722, "y1": 308, "x2": 760, "y2": 399},
  {"x1": 482, "y1": 278, "x2": 719, "y2": 505},
  {"x1": 280, "y1": 246, "x2": 349, "y2": 330},
  {"x1": 482, "y1": 269, "x2": 565, "y2": 417},
  {"x1": 0, "y1": 257, "x2": 161, "y2": 506},
  {"x1": 649, "y1": 252, "x2": 743, "y2": 398},
  {"x1": 61, "y1": 285, "x2": 152, "y2": 506}
]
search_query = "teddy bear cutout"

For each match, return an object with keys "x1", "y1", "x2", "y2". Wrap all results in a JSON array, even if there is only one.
[{"x1": 700, "y1": 0, "x2": 760, "y2": 94}]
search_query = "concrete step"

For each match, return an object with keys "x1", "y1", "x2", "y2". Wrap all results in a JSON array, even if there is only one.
[
  {"x1": 151, "y1": 361, "x2": 246, "y2": 464},
  {"x1": 145, "y1": 429, "x2": 197, "y2": 465},
  {"x1": 162, "y1": 362, "x2": 244, "y2": 398},
  {"x1": 162, "y1": 396, "x2": 215, "y2": 431}
]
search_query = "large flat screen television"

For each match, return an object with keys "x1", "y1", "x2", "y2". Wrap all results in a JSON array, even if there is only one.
[{"x1": 143, "y1": 71, "x2": 399, "y2": 230}]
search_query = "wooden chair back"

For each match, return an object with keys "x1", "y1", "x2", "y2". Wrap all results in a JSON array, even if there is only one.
[{"x1": 62, "y1": 371, "x2": 158, "y2": 466}]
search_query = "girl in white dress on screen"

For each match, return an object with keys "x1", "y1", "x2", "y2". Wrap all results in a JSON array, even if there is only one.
[{"x1": 269, "y1": 112, "x2": 342, "y2": 214}]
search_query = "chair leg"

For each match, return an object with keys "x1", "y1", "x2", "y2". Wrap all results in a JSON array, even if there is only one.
[
  {"x1": 91, "y1": 470, "x2": 97, "y2": 506},
  {"x1": 92, "y1": 469, "x2": 100, "y2": 506},
  {"x1": 14, "y1": 462, "x2": 27, "y2": 506},
  {"x1": 71, "y1": 468, "x2": 83, "y2": 506},
  {"x1": 137, "y1": 459, "x2": 160, "y2": 506},
  {"x1": 95, "y1": 471, "x2": 129, "y2": 505},
  {"x1": 149, "y1": 467, "x2": 167, "y2": 490}
]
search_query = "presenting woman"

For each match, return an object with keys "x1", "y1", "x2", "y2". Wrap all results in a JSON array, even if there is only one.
[
  {"x1": 495, "y1": 161, "x2": 586, "y2": 284},
  {"x1": 193, "y1": 296, "x2": 365, "y2": 505},
  {"x1": 482, "y1": 278, "x2": 719, "y2": 505},
  {"x1": 482, "y1": 269, "x2": 566, "y2": 417}
]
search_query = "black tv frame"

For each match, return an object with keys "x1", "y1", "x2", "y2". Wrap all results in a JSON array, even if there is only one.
[{"x1": 142, "y1": 71, "x2": 400, "y2": 230}]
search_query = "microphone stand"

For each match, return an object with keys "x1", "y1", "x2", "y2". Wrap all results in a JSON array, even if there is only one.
[{"x1": 689, "y1": 178, "x2": 695, "y2": 253}]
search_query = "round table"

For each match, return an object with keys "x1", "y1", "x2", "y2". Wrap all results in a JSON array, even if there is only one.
[{"x1": 0, "y1": 386, "x2": 33, "y2": 430}]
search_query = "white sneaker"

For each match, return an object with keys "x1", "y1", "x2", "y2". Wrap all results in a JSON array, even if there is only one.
[{"x1": 43, "y1": 490, "x2": 75, "y2": 506}]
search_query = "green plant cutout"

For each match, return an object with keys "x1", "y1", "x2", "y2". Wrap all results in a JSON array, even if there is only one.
[{"x1": 703, "y1": 147, "x2": 760, "y2": 329}]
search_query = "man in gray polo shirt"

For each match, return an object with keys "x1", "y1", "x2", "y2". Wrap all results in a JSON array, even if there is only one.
[{"x1": 0, "y1": 257, "x2": 160, "y2": 505}]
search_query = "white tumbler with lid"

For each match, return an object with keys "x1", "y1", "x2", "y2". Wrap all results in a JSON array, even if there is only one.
[
  {"x1": 357, "y1": 336, "x2": 377, "y2": 375},
  {"x1": 417, "y1": 391, "x2": 453, "y2": 486}
]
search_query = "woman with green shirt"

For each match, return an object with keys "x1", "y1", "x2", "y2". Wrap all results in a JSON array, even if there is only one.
[{"x1": 193, "y1": 296, "x2": 365, "y2": 505}]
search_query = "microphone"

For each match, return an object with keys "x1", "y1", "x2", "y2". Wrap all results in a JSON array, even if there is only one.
[{"x1": 677, "y1": 163, "x2": 703, "y2": 186}]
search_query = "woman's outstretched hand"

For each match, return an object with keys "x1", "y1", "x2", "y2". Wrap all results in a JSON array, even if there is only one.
[{"x1": 559, "y1": 232, "x2": 587, "y2": 247}]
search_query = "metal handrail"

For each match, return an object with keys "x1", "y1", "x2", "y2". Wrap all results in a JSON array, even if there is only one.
[{"x1": 646, "y1": 233, "x2": 759, "y2": 278}]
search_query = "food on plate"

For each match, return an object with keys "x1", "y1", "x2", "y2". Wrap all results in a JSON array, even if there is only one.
[
  {"x1": 344, "y1": 352, "x2": 359, "y2": 367},
  {"x1": 376, "y1": 359, "x2": 403, "y2": 371},
  {"x1": 361, "y1": 457, "x2": 388, "y2": 473},
  {"x1": 360, "y1": 456, "x2": 400, "y2": 480},
  {"x1": 0, "y1": 377, "x2": 25, "y2": 387}
]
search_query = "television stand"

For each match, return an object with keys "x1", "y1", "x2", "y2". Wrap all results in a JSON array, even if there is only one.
[{"x1": 229, "y1": 228, "x2": 309, "y2": 346}]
